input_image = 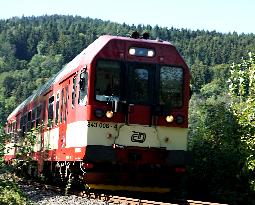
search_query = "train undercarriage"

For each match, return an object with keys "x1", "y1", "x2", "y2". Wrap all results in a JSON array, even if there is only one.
[{"x1": 17, "y1": 146, "x2": 189, "y2": 194}]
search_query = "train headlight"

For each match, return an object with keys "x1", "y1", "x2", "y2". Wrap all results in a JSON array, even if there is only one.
[
  {"x1": 106, "y1": 110, "x2": 114, "y2": 118},
  {"x1": 128, "y1": 47, "x2": 155, "y2": 57},
  {"x1": 147, "y1": 50, "x2": 155, "y2": 57},
  {"x1": 129, "y1": 48, "x2": 136, "y2": 55},
  {"x1": 166, "y1": 115, "x2": 174, "y2": 123},
  {"x1": 94, "y1": 109, "x2": 104, "y2": 118}
]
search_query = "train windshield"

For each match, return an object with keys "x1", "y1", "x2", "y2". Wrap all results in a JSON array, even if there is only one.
[
  {"x1": 95, "y1": 60, "x2": 121, "y2": 102},
  {"x1": 128, "y1": 63, "x2": 154, "y2": 104},
  {"x1": 160, "y1": 66, "x2": 183, "y2": 108},
  {"x1": 95, "y1": 60, "x2": 183, "y2": 108}
]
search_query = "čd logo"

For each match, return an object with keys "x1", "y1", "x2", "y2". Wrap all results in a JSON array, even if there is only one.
[{"x1": 131, "y1": 131, "x2": 146, "y2": 143}]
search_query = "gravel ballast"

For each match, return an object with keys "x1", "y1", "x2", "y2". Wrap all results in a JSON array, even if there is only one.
[{"x1": 18, "y1": 182, "x2": 108, "y2": 205}]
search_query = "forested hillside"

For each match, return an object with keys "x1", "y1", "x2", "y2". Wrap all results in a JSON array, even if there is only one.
[{"x1": 0, "y1": 15, "x2": 255, "y2": 126}]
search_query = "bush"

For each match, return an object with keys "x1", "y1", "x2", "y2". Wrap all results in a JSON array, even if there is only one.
[
  {"x1": 188, "y1": 93, "x2": 251, "y2": 204},
  {"x1": 0, "y1": 173, "x2": 30, "y2": 205}
]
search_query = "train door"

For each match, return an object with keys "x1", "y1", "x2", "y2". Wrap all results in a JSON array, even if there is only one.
[
  {"x1": 127, "y1": 63, "x2": 155, "y2": 125},
  {"x1": 115, "y1": 62, "x2": 160, "y2": 148},
  {"x1": 58, "y1": 79, "x2": 69, "y2": 151}
]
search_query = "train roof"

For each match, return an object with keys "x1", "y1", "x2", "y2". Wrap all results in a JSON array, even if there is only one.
[{"x1": 7, "y1": 35, "x2": 172, "y2": 120}]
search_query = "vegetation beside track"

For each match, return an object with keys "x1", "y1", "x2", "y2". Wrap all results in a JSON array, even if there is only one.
[
  {"x1": 0, "y1": 167, "x2": 30, "y2": 205},
  {"x1": 0, "y1": 128, "x2": 34, "y2": 205}
]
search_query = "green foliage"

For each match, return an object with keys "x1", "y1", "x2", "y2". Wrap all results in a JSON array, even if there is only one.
[
  {"x1": 190, "y1": 59, "x2": 210, "y2": 93},
  {"x1": 228, "y1": 52, "x2": 255, "y2": 192},
  {"x1": 0, "y1": 175, "x2": 29, "y2": 205},
  {"x1": 0, "y1": 127, "x2": 31, "y2": 205},
  {"x1": 188, "y1": 61, "x2": 254, "y2": 203},
  {"x1": 0, "y1": 127, "x2": 9, "y2": 167},
  {"x1": 188, "y1": 92, "x2": 251, "y2": 204}
]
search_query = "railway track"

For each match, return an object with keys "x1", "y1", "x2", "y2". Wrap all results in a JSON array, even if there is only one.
[
  {"x1": 82, "y1": 193, "x2": 228, "y2": 205},
  {"x1": 17, "y1": 177, "x2": 228, "y2": 205}
]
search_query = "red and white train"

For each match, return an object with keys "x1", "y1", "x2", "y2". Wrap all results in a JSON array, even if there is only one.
[{"x1": 4, "y1": 32, "x2": 191, "y2": 192}]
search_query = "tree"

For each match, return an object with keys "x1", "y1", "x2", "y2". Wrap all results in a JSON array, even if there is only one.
[
  {"x1": 228, "y1": 52, "x2": 255, "y2": 191},
  {"x1": 188, "y1": 89, "x2": 250, "y2": 203},
  {"x1": 190, "y1": 59, "x2": 211, "y2": 93}
]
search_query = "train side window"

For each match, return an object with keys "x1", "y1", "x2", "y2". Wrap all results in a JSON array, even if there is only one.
[
  {"x1": 14, "y1": 121, "x2": 17, "y2": 133},
  {"x1": 11, "y1": 123, "x2": 13, "y2": 133},
  {"x1": 55, "y1": 92, "x2": 60, "y2": 124},
  {"x1": 27, "y1": 111, "x2": 32, "y2": 132},
  {"x1": 60, "y1": 88, "x2": 64, "y2": 123},
  {"x1": 13, "y1": 121, "x2": 17, "y2": 140},
  {"x1": 16, "y1": 117, "x2": 19, "y2": 132},
  {"x1": 95, "y1": 60, "x2": 121, "y2": 102},
  {"x1": 22, "y1": 113, "x2": 27, "y2": 135},
  {"x1": 31, "y1": 108, "x2": 36, "y2": 130},
  {"x1": 19, "y1": 116, "x2": 23, "y2": 130},
  {"x1": 64, "y1": 86, "x2": 68, "y2": 121},
  {"x1": 32, "y1": 108, "x2": 36, "y2": 121},
  {"x1": 24, "y1": 113, "x2": 28, "y2": 125},
  {"x1": 13, "y1": 122, "x2": 15, "y2": 131},
  {"x1": 7, "y1": 123, "x2": 10, "y2": 136},
  {"x1": 72, "y1": 76, "x2": 77, "y2": 108},
  {"x1": 36, "y1": 105, "x2": 42, "y2": 127},
  {"x1": 79, "y1": 69, "x2": 88, "y2": 105},
  {"x1": 11, "y1": 122, "x2": 14, "y2": 133},
  {"x1": 11, "y1": 122, "x2": 15, "y2": 139},
  {"x1": 20, "y1": 116, "x2": 23, "y2": 135},
  {"x1": 7, "y1": 123, "x2": 10, "y2": 134},
  {"x1": 48, "y1": 96, "x2": 54, "y2": 125}
]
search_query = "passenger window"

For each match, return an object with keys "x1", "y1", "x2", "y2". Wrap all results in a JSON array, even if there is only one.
[
  {"x1": 13, "y1": 121, "x2": 17, "y2": 140},
  {"x1": 56, "y1": 92, "x2": 60, "y2": 124},
  {"x1": 10, "y1": 123, "x2": 13, "y2": 133},
  {"x1": 36, "y1": 105, "x2": 42, "y2": 127},
  {"x1": 48, "y1": 96, "x2": 54, "y2": 124},
  {"x1": 22, "y1": 113, "x2": 27, "y2": 135},
  {"x1": 7, "y1": 123, "x2": 10, "y2": 134},
  {"x1": 27, "y1": 111, "x2": 32, "y2": 132},
  {"x1": 13, "y1": 121, "x2": 16, "y2": 133},
  {"x1": 31, "y1": 108, "x2": 36, "y2": 130},
  {"x1": 79, "y1": 69, "x2": 88, "y2": 105},
  {"x1": 19, "y1": 116, "x2": 22, "y2": 131},
  {"x1": 64, "y1": 86, "x2": 68, "y2": 121},
  {"x1": 72, "y1": 76, "x2": 77, "y2": 108},
  {"x1": 20, "y1": 116, "x2": 24, "y2": 135},
  {"x1": 60, "y1": 88, "x2": 64, "y2": 123}
]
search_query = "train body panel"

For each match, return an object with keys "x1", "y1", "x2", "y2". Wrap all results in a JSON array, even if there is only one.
[
  {"x1": 4, "y1": 33, "x2": 191, "y2": 190},
  {"x1": 43, "y1": 127, "x2": 59, "y2": 150}
]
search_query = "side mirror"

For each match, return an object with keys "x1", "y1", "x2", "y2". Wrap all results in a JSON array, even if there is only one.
[
  {"x1": 110, "y1": 98, "x2": 128, "y2": 113},
  {"x1": 111, "y1": 99, "x2": 119, "y2": 113}
]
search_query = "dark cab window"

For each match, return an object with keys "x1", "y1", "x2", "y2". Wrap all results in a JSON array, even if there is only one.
[
  {"x1": 95, "y1": 60, "x2": 121, "y2": 102},
  {"x1": 78, "y1": 69, "x2": 88, "y2": 105},
  {"x1": 48, "y1": 96, "x2": 54, "y2": 122},
  {"x1": 129, "y1": 67, "x2": 149, "y2": 104},
  {"x1": 160, "y1": 66, "x2": 183, "y2": 108}
]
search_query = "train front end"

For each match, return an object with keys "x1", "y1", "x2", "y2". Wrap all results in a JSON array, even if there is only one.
[{"x1": 83, "y1": 34, "x2": 191, "y2": 192}]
